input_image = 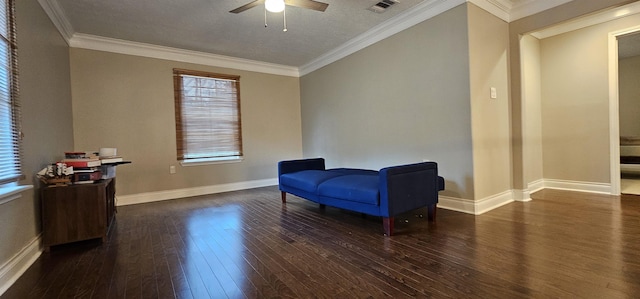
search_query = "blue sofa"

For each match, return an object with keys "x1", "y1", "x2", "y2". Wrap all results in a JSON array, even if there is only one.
[{"x1": 278, "y1": 158, "x2": 444, "y2": 236}]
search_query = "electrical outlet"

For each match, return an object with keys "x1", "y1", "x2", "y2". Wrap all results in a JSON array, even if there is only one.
[{"x1": 170, "y1": 165, "x2": 176, "y2": 174}]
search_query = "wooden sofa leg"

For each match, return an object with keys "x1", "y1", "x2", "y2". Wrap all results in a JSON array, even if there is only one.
[
  {"x1": 383, "y1": 217, "x2": 394, "y2": 236},
  {"x1": 427, "y1": 204, "x2": 437, "y2": 222},
  {"x1": 281, "y1": 191, "x2": 287, "y2": 203}
]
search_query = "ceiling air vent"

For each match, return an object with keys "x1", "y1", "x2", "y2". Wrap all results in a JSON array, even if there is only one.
[{"x1": 368, "y1": 0, "x2": 399, "y2": 13}]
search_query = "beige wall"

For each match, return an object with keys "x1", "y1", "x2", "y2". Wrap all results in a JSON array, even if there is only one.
[
  {"x1": 0, "y1": 0, "x2": 74, "y2": 268},
  {"x1": 520, "y1": 35, "x2": 544, "y2": 185},
  {"x1": 69, "y1": 49, "x2": 303, "y2": 196},
  {"x1": 300, "y1": 4, "x2": 474, "y2": 200},
  {"x1": 619, "y1": 55, "x2": 640, "y2": 136},
  {"x1": 539, "y1": 13, "x2": 640, "y2": 183},
  {"x1": 509, "y1": 0, "x2": 636, "y2": 190},
  {"x1": 467, "y1": 4, "x2": 511, "y2": 199}
]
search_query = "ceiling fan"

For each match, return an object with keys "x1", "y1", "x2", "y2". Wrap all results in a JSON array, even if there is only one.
[{"x1": 229, "y1": 0, "x2": 329, "y2": 14}]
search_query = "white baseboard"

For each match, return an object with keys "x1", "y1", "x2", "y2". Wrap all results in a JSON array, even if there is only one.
[
  {"x1": 437, "y1": 195, "x2": 477, "y2": 214},
  {"x1": 511, "y1": 189, "x2": 532, "y2": 202},
  {"x1": 475, "y1": 190, "x2": 515, "y2": 214},
  {"x1": 0, "y1": 235, "x2": 42, "y2": 296},
  {"x1": 528, "y1": 179, "x2": 545, "y2": 195},
  {"x1": 438, "y1": 190, "x2": 514, "y2": 215},
  {"x1": 542, "y1": 179, "x2": 611, "y2": 194},
  {"x1": 510, "y1": 179, "x2": 544, "y2": 202},
  {"x1": 116, "y1": 176, "x2": 612, "y2": 213},
  {"x1": 117, "y1": 178, "x2": 279, "y2": 206},
  {"x1": 437, "y1": 178, "x2": 612, "y2": 215}
]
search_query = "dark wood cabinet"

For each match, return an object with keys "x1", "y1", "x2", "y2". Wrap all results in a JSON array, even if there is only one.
[{"x1": 41, "y1": 179, "x2": 116, "y2": 251}]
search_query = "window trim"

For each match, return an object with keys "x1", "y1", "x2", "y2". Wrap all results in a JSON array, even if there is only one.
[
  {"x1": 173, "y1": 68, "x2": 243, "y2": 164},
  {"x1": 0, "y1": 183, "x2": 32, "y2": 205}
]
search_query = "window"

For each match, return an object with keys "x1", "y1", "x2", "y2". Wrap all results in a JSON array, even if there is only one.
[
  {"x1": 173, "y1": 69, "x2": 243, "y2": 164},
  {"x1": 0, "y1": 0, "x2": 21, "y2": 185}
]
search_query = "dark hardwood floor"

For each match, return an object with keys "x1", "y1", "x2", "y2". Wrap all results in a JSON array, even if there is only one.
[{"x1": 3, "y1": 186, "x2": 640, "y2": 298}]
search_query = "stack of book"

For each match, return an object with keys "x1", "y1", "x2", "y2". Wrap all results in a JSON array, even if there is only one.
[
  {"x1": 100, "y1": 155, "x2": 123, "y2": 164},
  {"x1": 61, "y1": 152, "x2": 102, "y2": 184},
  {"x1": 99, "y1": 153, "x2": 123, "y2": 179}
]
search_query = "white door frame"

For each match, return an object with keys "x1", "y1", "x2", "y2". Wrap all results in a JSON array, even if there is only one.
[{"x1": 608, "y1": 25, "x2": 640, "y2": 196}]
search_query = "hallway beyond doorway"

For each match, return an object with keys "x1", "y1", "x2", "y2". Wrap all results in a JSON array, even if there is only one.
[{"x1": 621, "y1": 173, "x2": 640, "y2": 195}]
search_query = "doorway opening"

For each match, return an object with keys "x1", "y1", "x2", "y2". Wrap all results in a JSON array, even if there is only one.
[{"x1": 617, "y1": 31, "x2": 640, "y2": 195}]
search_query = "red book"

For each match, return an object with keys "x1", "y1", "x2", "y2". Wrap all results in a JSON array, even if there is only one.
[{"x1": 61, "y1": 158, "x2": 101, "y2": 168}]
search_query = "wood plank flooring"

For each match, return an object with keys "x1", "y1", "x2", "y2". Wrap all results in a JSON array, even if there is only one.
[{"x1": 3, "y1": 186, "x2": 640, "y2": 298}]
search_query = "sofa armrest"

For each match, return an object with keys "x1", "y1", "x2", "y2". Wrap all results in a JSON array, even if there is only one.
[
  {"x1": 278, "y1": 158, "x2": 326, "y2": 176},
  {"x1": 378, "y1": 162, "x2": 439, "y2": 217}
]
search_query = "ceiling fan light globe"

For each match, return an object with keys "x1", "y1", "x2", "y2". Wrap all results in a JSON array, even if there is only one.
[{"x1": 265, "y1": 0, "x2": 285, "y2": 12}]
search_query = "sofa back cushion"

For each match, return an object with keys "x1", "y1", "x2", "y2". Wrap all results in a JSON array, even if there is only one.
[
  {"x1": 278, "y1": 158, "x2": 325, "y2": 175},
  {"x1": 279, "y1": 170, "x2": 344, "y2": 193},
  {"x1": 327, "y1": 168, "x2": 379, "y2": 176}
]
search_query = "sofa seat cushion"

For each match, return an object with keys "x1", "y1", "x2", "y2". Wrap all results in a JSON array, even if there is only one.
[
  {"x1": 318, "y1": 175, "x2": 379, "y2": 205},
  {"x1": 279, "y1": 170, "x2": 345, "y2": 193}
]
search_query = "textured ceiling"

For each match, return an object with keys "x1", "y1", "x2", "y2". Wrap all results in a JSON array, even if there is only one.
[
  {"x1": 54, "y1": 0, "x2": 425, "y2": 66},
  {"x1": 47, "y1": 0, "x2": 577, "y2": 67}
]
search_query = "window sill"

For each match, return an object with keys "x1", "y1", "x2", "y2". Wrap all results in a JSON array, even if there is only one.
[
  {"x1": 180, "y1": 157, "x2": 244, "y2": 166},
  {"x1": 0, "y1": 184, "x2": 34, "y2": 205}
]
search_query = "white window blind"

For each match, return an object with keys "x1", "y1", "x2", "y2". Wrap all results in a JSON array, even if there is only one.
[
  {"x1": 0, "y1": 0, "x2": 21, "y2": 184},
  {"x1": 173, "y1": 69, "x2": 243, "y2": 162}
]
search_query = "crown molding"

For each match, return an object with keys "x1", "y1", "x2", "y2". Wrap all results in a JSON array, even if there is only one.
[
  {"x1": 69, "y1": 34, "x2": 300, "y2": 77},
  {"x1": 509, "y1": 0, "x2": 573, "y2": 21},
  {"x1": 299, "y1": 0, "x2": 466, "y2": 76},
  {"x1": 470, "y1": 0, "x2": 574, "y2": 22},
  {"x1": 37, "y1": 0, "x2": 74, "y2": 43},
  {"x1": 470, "y1": 0, "x2": 511, "y2": 21},
  {"x1": 299, "y1": 0, "x2": 575, "y2": 75},
  {"x1": 41, "y1": 0, "x2": 574, "y2": 77},
  {"x1": 530, "y1": 1, "x2": 640, "y2": 39}
]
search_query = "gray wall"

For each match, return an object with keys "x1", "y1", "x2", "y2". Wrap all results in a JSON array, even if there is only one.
[
  {"x1": 300, "y1": 4, "x2": 474, "y2": 199},
  {"x1": 0, "y1": 0, "x2": 74, "y2": 268},
  {"x1": 4, "y1": 0, "x2": 639, "y2": 284}
]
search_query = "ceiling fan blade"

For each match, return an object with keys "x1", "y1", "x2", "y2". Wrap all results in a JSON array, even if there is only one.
[
  {"x1": 229, "y1": 0, "x2": 265, "y2": 13},
  {"x1": 284, "y1": 0, "x2": 328, "y2": 12}
]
